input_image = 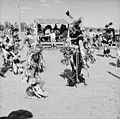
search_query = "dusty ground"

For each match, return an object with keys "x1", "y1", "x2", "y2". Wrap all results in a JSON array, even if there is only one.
[{"x1": 0, "y1": 46, "x2": 120, "y2": 119}]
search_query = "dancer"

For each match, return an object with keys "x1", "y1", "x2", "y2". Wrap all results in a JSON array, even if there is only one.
[
  {"x1": 116, "y1": 43, "x2": 120, "y2": 67},
  {"x1": 22, "y1": 46, "x2": 47, "y2": 98},
  {"x1": 63, "y1": 11, "x2": 87, "y2": 86}
]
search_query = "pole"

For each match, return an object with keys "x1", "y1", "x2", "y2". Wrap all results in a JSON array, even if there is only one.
[
  {"x1": 34, "y1": 20, "x2": 38, "y2": 50},
  {"x1": 67, "y1": 24, "x2": 69, "y2": 38},
  {"x1": 18, "y1": 0, "x2": 21, "y2": 40},
  {"x1": 76, "y1": 49, "x2": 78, "y2": 83}
]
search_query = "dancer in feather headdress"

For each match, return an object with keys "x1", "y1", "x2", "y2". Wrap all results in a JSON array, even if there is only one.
[{"x1": 60, "y1": 10, "x2": 88, "y2": 86}]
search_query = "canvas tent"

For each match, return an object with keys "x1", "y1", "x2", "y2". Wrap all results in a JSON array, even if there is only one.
[
  {"x1": 33, "y1": 18, "x2": 69, "y2": 47},
  {"x1": 34, "y1": 18, "x2": 69, "y2": 25},
  {"x1": 34, "y1": 18, "x2": 69, "y2": 40}
]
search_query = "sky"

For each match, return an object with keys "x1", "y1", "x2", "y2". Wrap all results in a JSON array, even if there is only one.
[{"x1": 0, "y1": 0, "x2": 120, "y2": 29}]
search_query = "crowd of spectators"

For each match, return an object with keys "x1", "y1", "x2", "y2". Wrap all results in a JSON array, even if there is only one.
[{"x1": 26, "y1": 23, "x2": 68, "y2": 42}]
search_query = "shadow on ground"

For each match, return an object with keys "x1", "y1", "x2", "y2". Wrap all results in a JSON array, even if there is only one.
[
  {"x1": 96, "y1": 54, "x2": 116, "y2": 59},
  {"x1": 96, "y1": 54, "x2": 104, "y2": 57},
  {"x1": 0, "y1": 109, "x2": 33, "y2": 119},
  {"x1": 59, "y1": 69, "x2": 73, "y2": 80},
  {"x1": 109, "y1": 62, "x2": 116, "y2": 67},
  {"x1": 0, "y1": 66, "x2": 11, "y2": 78},
  {"x1": 109, "y1": 55, "x2": 116, "y2": 59},
  {"x1": 60, "y1": 68, "x2": 88, "y2": 87},
  {"x1": 107, "y1": 71, "x2": 120, "y2": 80}
]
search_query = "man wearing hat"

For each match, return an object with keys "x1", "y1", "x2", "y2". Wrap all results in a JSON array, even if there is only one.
[{"x1": 69, "y1": 21, "x2": 86, "y2": 85}]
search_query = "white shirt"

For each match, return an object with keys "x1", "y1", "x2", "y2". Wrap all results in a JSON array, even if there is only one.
[{"x1": 50, "y1": 32, "x2": 56, "y2": 41}]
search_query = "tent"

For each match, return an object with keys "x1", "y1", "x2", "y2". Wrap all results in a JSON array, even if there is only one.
[{"x1": 34, "y1": 18, "x2": 69, "y2": 25}]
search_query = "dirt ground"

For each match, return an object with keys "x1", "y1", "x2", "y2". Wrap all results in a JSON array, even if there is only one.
[{"x1": 0, "y1": 47, "x2": 120, "y2": 119}]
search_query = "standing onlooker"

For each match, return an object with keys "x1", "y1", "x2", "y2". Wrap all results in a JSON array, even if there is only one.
[
  {"x1": 89, "y1": 29, "x2": 94, "y2": 45},
  {"x1": 50, "y1": 30, "x2": 56, "y2": 48}
]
